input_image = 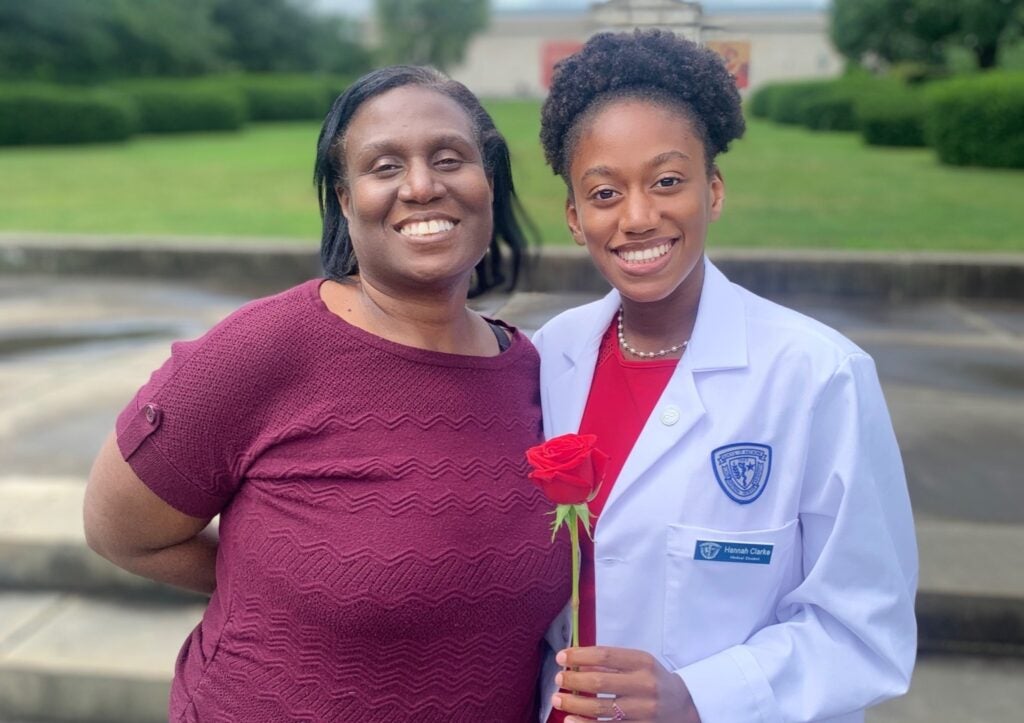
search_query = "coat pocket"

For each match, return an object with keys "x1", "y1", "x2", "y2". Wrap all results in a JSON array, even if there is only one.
[{"x1": 662, "y1": 520, "x2": 799, "y2": 669}]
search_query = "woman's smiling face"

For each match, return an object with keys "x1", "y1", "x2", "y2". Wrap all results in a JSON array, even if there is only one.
[
  {"x1": 565, "y1": 98, "x2": 724, "y2": 306},
  {"x1": 338, "y1": 84, "x2": 494, "y2": 296}
]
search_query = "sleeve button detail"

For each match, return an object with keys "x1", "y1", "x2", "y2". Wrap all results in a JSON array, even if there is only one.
[{"x1": 144, "y1": 403, "x2": 160, "y2": 424}]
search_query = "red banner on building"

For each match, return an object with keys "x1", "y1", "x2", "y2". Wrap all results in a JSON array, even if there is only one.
[
  {"x1": 707, "y1": 40, "x2": 751, "y2": 89},
  {"x1": 541, "y1": 41, "x2": 585, "y2": 89}
]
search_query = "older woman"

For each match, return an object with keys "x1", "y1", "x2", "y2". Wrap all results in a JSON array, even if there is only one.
[{"x1": 84, "y1": 65, "x2": 570, "y2": 722}]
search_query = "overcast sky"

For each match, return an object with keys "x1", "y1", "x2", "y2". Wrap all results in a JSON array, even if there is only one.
[
  {"x1": 495, "y1": 0, "x2": 827, "y2": 8},
  {"x1": 320, "y1": 1, "x2": 829, "y2": 18}
]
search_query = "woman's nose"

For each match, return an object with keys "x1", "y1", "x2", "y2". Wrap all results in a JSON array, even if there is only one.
[
  {"x1": 398, "y1": 161, "x2": 444, "y2": 204},
  {"x1": 620, "y1": 192, "x2": 659, "y2": 234}
]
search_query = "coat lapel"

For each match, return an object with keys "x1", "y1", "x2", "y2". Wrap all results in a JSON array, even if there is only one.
[
  {"x1": 544, "y1": 292, "x2": 620, "y2": 437},
  {"x1": 602, "y1": 364, "x2": 707, "y2": 516},
  {"x1": 601, "y1": 260, "x2": 750, "y2": 519}
]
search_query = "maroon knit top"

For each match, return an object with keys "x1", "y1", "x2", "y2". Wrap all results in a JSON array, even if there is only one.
[{"x1": 116, "y1": 280, "x2": 571, "y2": 723}]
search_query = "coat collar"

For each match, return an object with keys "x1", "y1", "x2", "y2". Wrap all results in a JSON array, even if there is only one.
[{"x1": 547, "y1": 257, "x2": 750, "y2": 520}]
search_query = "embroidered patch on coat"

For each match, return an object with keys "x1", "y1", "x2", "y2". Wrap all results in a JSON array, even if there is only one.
[{"x1": 711, "y1": 443, "x2": 772, "y2": 504}]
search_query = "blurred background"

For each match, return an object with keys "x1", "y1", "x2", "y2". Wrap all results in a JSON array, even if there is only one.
[
  {"x1": 0, "y1": 1, "x2": 1022, "y2": 721},
  {"x1": 0, "y1": 0, "x2": 1022, "y2": 247}
]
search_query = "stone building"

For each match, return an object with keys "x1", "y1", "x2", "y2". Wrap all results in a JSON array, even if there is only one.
[{"x1": 447, "y1": 0, "x2": 842, "y2": 97}]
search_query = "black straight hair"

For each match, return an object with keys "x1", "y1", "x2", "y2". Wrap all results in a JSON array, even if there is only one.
[{"x1": 313, "y1": 65, "x2": 532, "y2": 296}]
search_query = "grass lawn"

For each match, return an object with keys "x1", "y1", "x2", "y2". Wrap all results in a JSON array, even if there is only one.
[{"x1": 0, "y1": 100, "x2": 1022, "y2": 251}]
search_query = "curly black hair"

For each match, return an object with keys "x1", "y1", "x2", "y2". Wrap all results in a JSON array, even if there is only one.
[{"x1": 540, "y1": 29, "x2": 746, "y2": 182}]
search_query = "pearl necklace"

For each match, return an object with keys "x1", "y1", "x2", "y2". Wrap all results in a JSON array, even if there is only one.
[{"x1": 617, "y1": 307, "x2": 689, "y2": 359}]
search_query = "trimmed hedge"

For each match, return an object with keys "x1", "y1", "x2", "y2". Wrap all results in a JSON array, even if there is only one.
[
  {"x1": 858, "y1": 91, "x2": 927, "y2": 147},
  {"x1": 115, "y1": 80, "x2": 247, "y2": 134},
  {"x1": 322, "y1": 76, "x2": 356, "y2": 104},
  {"x1": 753, "y1": 78, "x2": 865, "y2": 129},
  {"x1": 0, "y1": 74, "x2": 356, "y2": 146},
  {"x1": 200, "y1": 74, "x2": 343, "y2": 121},
  {"x1": 238, "y1": 75, "x2": 331, "y2": 120},
  {"x1": 750, "y1": 77, "x2": 934, "y2": 141},
  {"x1": 160, "y1": 74, "x2": 355, "y2": 123},
  {"x1": 925, "y1": 72, "x2": 1024, "y2": 168},
  {"x1": 0, "y1": 85, "x2": 137, "y2": 145},
  {"x1": 762, "y1": 80, "x2": 836, "y2": 125},
  {"x1": 797, "y1": 89, "x2": 861, "y2": 131},
  {"x1": 747, "y1": 84, "x2": 780, "y2": 119}
]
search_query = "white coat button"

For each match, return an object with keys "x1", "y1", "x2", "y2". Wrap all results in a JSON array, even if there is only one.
[{"x1": 661, "y1": 406, "x2": 680, "y2": 426}]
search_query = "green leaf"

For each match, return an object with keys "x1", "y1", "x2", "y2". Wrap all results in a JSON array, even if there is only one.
[
  {"x1": 550, "y1": 503, "x2": 572, "y2": 542},
  {"x1": 576, "y1": 504, "x2": 595, "y2": 540}
]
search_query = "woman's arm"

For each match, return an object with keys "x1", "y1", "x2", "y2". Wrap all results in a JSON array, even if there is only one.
[{"x1": 84, "y1": 432, "x2": 218, "y2": 595}]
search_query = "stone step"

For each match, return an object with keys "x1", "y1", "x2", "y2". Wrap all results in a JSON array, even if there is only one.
[
  {"x1": 0, "y1": 477, "x2": 205, "y2": 601},
  {"x1": 3, "y1": 476, "x2": 1024, "y2": 654},
  {"x1": 0, "y1": 592, "x2": 204, "y2": 723},
  {"x1": 2, "y1": 589, "x2": 1022, "y2": 723},
  {"x1": 1, "y1": 478, "x2": 1023, "y2": 722},
  {"x1": 3, "y1": 236, "x2": 1024, "y2": 301}
]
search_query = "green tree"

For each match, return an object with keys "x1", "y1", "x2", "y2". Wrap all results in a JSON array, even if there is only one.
[
  {"x1": 0, "y1": 0, "x2": 225, "y2": 82},
  {"x1": 831, "y1": 0, "x2": 935, "y2": 67},
  {"x1": 0, "y1": 0, "x2": 371, "y2": 82},
  {"x1": 212, "y1": 0, "x2": 370, "y2": 74},
  {"x1": 375, "y1": 0, "x2": 490, "y2": 70},
  {"x1": 831, "y1": 0, "x2": 1024, "y2": 70}
]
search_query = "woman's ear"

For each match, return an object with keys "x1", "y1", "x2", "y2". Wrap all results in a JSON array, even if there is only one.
[
  {"x1": 565, "y1": 194, "x2": 586, "y2": 247},
  {"x1": 709, "y1": 167, "x2": 726, "y2": 222},
  {"x1": 336, "y1": 184, "x2": 351, "y2": 221}
]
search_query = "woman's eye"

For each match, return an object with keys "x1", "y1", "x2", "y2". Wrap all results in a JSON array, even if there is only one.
[
  {"x1": 371, "y1": 162, "x2": 400, "y2": 174},
  {"x1": 656, "y1": 176, "x2": 682, "y2": 188},
  {"x1": 592, "y1": 189, "x2": 617, "y2": 201},
  {"x1": 436, "y1": 156, "x2": 463, "y2": 169}
]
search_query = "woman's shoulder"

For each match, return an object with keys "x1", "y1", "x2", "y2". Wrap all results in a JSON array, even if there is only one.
[
  {"x1": 193, "y1": 279, "x2": 324, "y2": 347},
  {"x1": 728, "y1": 287, "x2": 891, "y2": 411},
  {"x1": 735, "y1": 285, "x2": 867, "y2": 367},
  {"x1": 531, "y1": 295, "x2": 612, "y2": 354},
  {"x1": 157, "y1": 279, "x2": 327, "y2": 384},
  {"x1": 540, "y1": 296, "x2": 610, "y2": 329},
  {"x1": 214, "y1": 279, "x2": 323, "y2": 336}
]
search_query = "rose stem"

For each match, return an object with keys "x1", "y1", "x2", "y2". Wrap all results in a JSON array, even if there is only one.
[
  {"x1": 568, "y1": 505, "x2": 581, "y2": 690},
  {"x1": 569, "y1": 505, "x2": 580, "y2": 649}
]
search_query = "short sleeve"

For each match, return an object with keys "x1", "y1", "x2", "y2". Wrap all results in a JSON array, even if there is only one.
[{"x1": 116, "y1": 317, "x2": 265, "y2": 518}]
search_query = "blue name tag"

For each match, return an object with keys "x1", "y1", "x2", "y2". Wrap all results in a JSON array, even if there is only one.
[{"x1": 694, "y1": 539, "x2": 773, "y2": 565}]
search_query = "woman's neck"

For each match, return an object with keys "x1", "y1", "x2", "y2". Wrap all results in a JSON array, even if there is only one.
[
  {"x1": 618, "y1": 261, "x2": 704, "y2": 359},
  {"x1": 321, "y1": 275, "x2": 496, "y2": 355}
]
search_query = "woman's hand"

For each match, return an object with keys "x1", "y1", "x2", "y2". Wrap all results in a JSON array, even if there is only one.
[{"x1": 551, "y1": 646, "x2": 701, "y2": 723}]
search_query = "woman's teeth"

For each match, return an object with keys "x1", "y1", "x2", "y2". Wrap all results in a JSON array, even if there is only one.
[
  {"x1": 617, "y1": 242, "x2": 672, "y2": 263},
  {"x1": 399, "y1": 219, "x2": 455, "y2": 237}
]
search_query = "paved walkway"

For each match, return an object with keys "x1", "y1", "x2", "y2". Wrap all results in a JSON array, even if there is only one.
[{"x1": 1, "y1": 275, "x2": 1022, "y2": 721}]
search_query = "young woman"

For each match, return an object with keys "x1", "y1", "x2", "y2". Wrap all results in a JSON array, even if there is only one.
[
  {"x1": 84, "y1": 65, "x2": 570, "y2": 722},
  {"x1": 535, "y1": 30, "x2": 918, "y2": 723}
]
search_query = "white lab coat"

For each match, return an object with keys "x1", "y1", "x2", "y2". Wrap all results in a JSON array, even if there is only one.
[{"x1": 533, "y1": 259, "x2": 917, "y2": 723}]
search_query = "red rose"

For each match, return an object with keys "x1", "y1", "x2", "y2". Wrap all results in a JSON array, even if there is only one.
[{"x1": 526, "y1": 433, "x2": 608, "y2": 505}]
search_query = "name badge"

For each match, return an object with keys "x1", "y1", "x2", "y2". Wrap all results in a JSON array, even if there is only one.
[{"x1": 694, "y1": 539, "x2": 773, "y2": 565}]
